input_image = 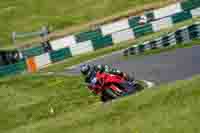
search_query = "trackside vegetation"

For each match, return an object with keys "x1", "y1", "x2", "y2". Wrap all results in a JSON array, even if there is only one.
[{"x1": 0, "y1": 74, "x2": 200, "y2": 133}]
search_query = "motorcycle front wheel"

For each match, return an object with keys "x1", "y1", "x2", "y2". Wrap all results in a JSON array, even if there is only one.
[{"x1": 134, "y1": 82, "x2": 144, "y2": 92}]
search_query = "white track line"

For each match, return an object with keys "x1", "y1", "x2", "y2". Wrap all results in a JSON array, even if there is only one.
[{"x1": 142, "y1": 80, "x2": 155, "y2": 88}]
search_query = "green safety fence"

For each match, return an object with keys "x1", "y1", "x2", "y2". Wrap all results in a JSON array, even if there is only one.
[
  {"x1": 22, "y1": 45, "x2": 45, "y2": 57},
  {"x1": 181, "y1": 0, "x2": 200, "y2": 11},
  {"x1": 72, "y1": 0, "x2": 200, "y2": 46},
  {"x1": 132, "y1": 23, "x2": 153, "y2": 38},
  {"x1": 75, "y1": 29, "x2": 103, "y2": 43},
  {"x1": 0, "y1": 59, "x2": 27, "y2": 76},
  {"x1": 145, "y1": 11, "x2": 155, "y2": 21},
  {"x1": 128, "y1": 16, "x2": 141, "y2": 28},
  {"x1": 50, "y1": 48, "x2": 72, "y2": 62},
  {"x1": 92, "y1": 35, "x2": 113, "y2": 50},
  {"x1": 172, "y1": 11, "x2": 192, "y2": 24}
]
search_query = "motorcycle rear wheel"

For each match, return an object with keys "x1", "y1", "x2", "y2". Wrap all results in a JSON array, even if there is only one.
[
  {"x1": 100, "y1": 89, "x2": 120, "y2": 102},
  {"x1": 100, "y1": 82, "x2": 144, "y2": 102}
]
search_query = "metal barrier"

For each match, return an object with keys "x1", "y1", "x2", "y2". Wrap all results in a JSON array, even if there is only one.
[{"x1": 123, "y1": 22, "x2": 200, "y2": 56}]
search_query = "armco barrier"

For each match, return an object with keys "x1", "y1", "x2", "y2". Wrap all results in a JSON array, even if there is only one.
[
  {"x1": 111, "y1": 29, "x2": 135, "y2": 44},
  {"x1": 191, "y1": 7, "x2": 200, "y2": 17},
  {"x1": 69, "y1": 41, "x2": 94, "y2": 56},
  {"x1": 132, "y1": 23, "x2": 153, "y2": 38},
  {"x1": 26, "y1": 53, "x2": 52, "y2": 72},
  {"x1": 100, "y1": 19, "x2": 130, "y2": 36},
  {"x1": 0, "y1": 59, "x2": 27, "y2": 76},
  {"x1": 50, "y1": 35, "x2": 76, "y2": 51},
  {"x1": 153, "y1": 3, "x2": 182, "y2": 19},
  {"x1": 175, "y1": 26, "x2": 191, "y2": 43},
  {"x1": 151, "y1": 17, "x2": 173, "y2": 32},
  {"x1": 144, "y1": 11, "x2": 155, "y2": 22},
  {"x1": 181, "y1": 0, "x2": 200, "y2": 11},
  {"x1": 22, "y1": 45, "x2": 45, "y2": 58},
  {"x1": 172, "y1": 10, "x2": 192, "y2": 24},
  {"x1": 91, "y1": 35, "x2": 113, "y2": 50},
  {"x1": 34, "y1": 53, "x2": 51, "y2": 69},
  {"x1": 128, "y1": 16, "x2": 141, "y2": 28},
  {"x1": 123, "y1": 22, "x2": 200, "y2": 56},
  {"x1": 50, "y1": 48, "x2": 72, "y2": 62},
  {"x1": 75, "y1": 29, "x2": 103, "y2": 43},
  {"x1": 188, "y1": 23, "x2": 200, "y2": 38}
]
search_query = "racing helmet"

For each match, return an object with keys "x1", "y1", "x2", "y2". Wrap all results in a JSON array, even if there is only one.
[
  {"x1": 80, "y1": 64, "x2": 90, "y2": 75},
  {"x1": 96, "y1": 64, "x2": 105, "y2": 73}
]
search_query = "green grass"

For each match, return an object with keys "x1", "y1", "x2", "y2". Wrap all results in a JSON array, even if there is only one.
[
  {"x1": 42, "y1": 18, "x2": 200, "y2": 73},
  {"x1": 1, "y1": 73, "x2": 200, "y2": 133},
  {"x1": 0, "y1": 74, "x2": 98, "y2": 132},
  {"x1": 0, "y1": 0, "x2": 171, "y2": 48}
]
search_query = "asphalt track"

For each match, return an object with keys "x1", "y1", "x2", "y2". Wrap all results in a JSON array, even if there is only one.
[{"x1": 63, "y1": 45, "x2": 200, "y2": 84}]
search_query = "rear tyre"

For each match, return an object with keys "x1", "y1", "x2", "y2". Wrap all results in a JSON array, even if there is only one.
[{"x1": 100, "y1": 89, "x2": 119, "y2": 102}]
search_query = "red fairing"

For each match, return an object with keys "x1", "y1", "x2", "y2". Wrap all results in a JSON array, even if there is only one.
[
  {"x1": 88, "y1": 83, "x2": 102, "y2": 94},
  {"x1": 96, "y1": 71, "x2": 125, "y2": 85},
  {"x1": 89, "y1": 72, "x2": 126, "y2": 95}
]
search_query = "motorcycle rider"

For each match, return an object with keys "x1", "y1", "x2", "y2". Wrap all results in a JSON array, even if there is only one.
[
  {"x1": 80, "y1": 64, "x2": 134, "y2": 84},
  {"x1": 80, "y1": 64, "x2": 97, "y2": 84},
  {"x1": 80, "y1": 64, "x2": 136, "y2": 94},
  {"x1": 80, "y1": 64, "x2": 140, "y2": 102}
]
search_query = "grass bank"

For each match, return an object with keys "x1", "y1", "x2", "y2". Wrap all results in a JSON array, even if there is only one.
[
  {"x1": 0, "y1": 74, "x2": 98, "y2": 132},
  {"x1": 0, "y1": 0, "x2": 174, "y2": 47},
  {"x1": 1, "y1": 74, "x2": 200, "y2": 133}
]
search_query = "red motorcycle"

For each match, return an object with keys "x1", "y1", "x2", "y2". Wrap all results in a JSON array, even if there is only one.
[{"x1": 88, "y1": 71, "x2": 143, "y2": 102}]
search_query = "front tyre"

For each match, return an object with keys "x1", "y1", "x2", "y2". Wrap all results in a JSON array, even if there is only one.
[{"x1": 134, "y1": 82, "x2": 144, "y2": 92}]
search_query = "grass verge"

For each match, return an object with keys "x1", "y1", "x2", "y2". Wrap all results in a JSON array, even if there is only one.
[
  {"x1": 0, "y1": 74, "x2": 98, "y2": 132},
  {"x1": 1, "y1": 73, "x2": 200, "y2": 133}
]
